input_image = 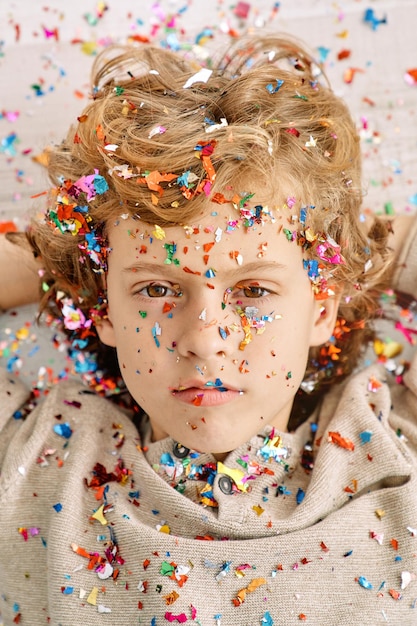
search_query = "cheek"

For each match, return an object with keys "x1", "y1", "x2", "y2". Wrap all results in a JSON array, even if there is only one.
[
  {"x1": 235, "y1": 312, "x2": 311, "y2": 383},
  {"x1": 114, "y1": 311, "x2": 178, "y2": 368}
]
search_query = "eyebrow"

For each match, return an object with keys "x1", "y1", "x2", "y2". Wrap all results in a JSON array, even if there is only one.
[{"x1": 122, "y1": 260, "x2": 287, "y2": 276}]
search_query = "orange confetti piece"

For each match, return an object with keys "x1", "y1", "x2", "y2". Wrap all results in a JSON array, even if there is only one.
[
  {"x1": 164, "y1": 590, "x2": 180, "y2": 605},
  {"x1": 390, "y1": 538, "x2": 399, "y2": 550},
  {"x1": 192, "y1": 394, "x2": 203, "y2": 406},
  {"x1": 344, "y1": 479, "x2": 358, "y2": 493},
  {"x1": 30, "y1": 190, "x2": 48, "y2": 199},
  {"x1": 0, "y1": 221, "x2": 18, "y2": 233},
  {"x1": 328, "y1": 431, "x2": 355, "y2": 451},
  {"x1": 343, "y1": 67, "x2": 364, "y2": 84}
]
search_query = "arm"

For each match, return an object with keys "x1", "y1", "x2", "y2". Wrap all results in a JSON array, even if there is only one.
[
  {"x1": 388, "y1": 214, "x2": 417, "y2": 297},
  {"x1": 0, "y1": 234, "x2": 41, "y2": 311}
]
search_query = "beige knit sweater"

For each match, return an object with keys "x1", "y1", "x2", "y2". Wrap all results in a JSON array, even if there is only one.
[{"x1": 1, "y1": 222, "x2": 417, "y2": 626}]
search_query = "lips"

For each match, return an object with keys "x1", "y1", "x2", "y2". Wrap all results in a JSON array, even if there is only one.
[
  {"x1": 170, "y1": 379, "x2": 243, "y2": 407},
  {"x1": 172, "y1": 387, "x2": 242, "y2": 407}
]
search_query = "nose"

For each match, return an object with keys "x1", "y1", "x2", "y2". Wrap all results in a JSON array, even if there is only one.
[{"x1": 175, "y1": 295, "x2": 237, "y2": 360}]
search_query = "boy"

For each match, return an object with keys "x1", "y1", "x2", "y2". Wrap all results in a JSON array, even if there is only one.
[{"x1": 1, "y1": 34, "x2": 417, "y2": 625}]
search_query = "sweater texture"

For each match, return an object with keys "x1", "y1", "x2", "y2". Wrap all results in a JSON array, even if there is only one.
[{"x1": 1, "y1": 220, "x2": 417, "y2": 626}]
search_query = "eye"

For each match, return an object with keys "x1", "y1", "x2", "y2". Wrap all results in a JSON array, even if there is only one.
[
  {"x1": 138, "y1": 282, "x2": 182, "y2": 298},
  {"x1": 235, "y1": 283, "x2": 272, "y2": 299}
]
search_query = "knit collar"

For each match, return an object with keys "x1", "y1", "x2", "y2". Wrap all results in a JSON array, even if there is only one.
[{"x1": 141, "y1": 415, "x2": 315, "y2": 516}]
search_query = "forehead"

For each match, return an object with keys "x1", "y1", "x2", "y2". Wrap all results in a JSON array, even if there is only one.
[{"x1": 105, "y1": 200, "x2": 304, "y2": 273}]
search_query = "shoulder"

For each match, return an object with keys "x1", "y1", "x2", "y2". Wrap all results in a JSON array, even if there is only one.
[
  {"x1": 322, "y1": 358, "x2": 417, "y2": 465},
  {"x1": 0, "y1": 368, "x2": 29, "y2": 426},
  {"x1": 0, "y1": 371, "x2": 137, "y2": 488}
]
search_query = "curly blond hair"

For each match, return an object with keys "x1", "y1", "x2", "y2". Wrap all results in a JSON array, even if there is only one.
[{"x1": 20, "y1": 34, "x2": 392, "y2": 420}]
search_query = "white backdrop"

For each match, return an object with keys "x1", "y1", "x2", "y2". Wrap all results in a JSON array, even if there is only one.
[{"x1": 1, "y1": 0, "x2": 416, "y2": 385}]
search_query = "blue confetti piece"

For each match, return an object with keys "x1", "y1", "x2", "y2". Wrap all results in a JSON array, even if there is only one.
[
  {"x1": 266, "y1": 79, "x2": 284, "y2": 94},
  {"x1": 53, "y1": 503, "x2": 63, "y2": 513},
  {"x1": 27, "y1": 345, "x2": 40, "y2": 357},
  {"x1": 296, "y1": 487, "x2": 305, "y2": 505},
  {"x1": 359, "y1": 430, "x2": 373, "y2": 444},
  {"x1": 316, "y1": 46, "x2": 330, "y2": 63},
  {"x1": 408, "y1": 193, "x2": 417, "y2": 206},
  {"x1": 6, "y1": 356, "x2": 19, "y2": 373},
  {"x1": 62, "y1": 587, "x2": 74, "y2": 595},
  {"x1": 219, "y1": 327, "x2": 228, "y2": 340},
  {"x1": 358, "y1": 576, "x2": 373, "y2": 589},
  {"x1": 261, "y1": 611, "x2": 275, "y2": 626},
  {"x1": 152, "y1": 322, "x2": 161, "y2": 348},
  {"x1": 53, "y1": 422, "x2": 73, "y2": 439},
  {"x1": 363, "y1": 8, "x2": 387, "y2": 30}
]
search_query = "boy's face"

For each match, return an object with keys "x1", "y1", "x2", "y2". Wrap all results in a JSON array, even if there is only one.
[{"x1": 98, "y1": 202, "x2": 338, "y2": 457}]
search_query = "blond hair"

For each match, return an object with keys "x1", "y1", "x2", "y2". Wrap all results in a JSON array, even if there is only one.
[{"x1": 22, "y1": 34, "x2": 392, "y2": 417}]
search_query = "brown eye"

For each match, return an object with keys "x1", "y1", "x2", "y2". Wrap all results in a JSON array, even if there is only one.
[
  {"x1": 146, "y1": 284, "x2": 168, "y2": 297},
  {"x1": 139, "y1": 283, "x2": 183, "y2": 298},
  {"x1": 242, "y1": 285, "x2": 268, "y2": 298}
]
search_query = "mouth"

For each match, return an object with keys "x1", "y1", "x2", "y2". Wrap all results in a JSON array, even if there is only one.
[{"x1": 170, "y1": 379, "x2": 243, "y2": 407}]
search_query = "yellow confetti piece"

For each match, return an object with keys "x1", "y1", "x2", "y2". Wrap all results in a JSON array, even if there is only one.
[
  {"x1": 217, "y1": 462, "x2": 247, "y2": 491},
  {"x1": 375, "y1": 508, "x2": 386, "y2": 520},
  {"x1": 153, "y1": 224, "x2": 166, "y2": 240},
  {"x1": 81, "y1": 41, "x2": 98, "y2": 56},
  {"x1": 87, "y1": 586, "x2": 98, "y2": 605},
  {"x1": 373, "y1": 338, "x2": 403, "y2": 359},
  {"x1": 252, "y1": 504, "x2": 265, "y2": 516},
  {"x1": 91, "y1": 504, "x2": 108, "y2": 525},
  {"x1": 158, "y1": 524, "x2": 171, "y2": 534}
]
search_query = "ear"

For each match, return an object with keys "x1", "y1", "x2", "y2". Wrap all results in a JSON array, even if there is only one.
[
  {"x1": 309, "y1": 293, "x2": 342, "y2": 347},
  {"x1": 95, "y1": 316, "x2": 117, "y2": 348}
]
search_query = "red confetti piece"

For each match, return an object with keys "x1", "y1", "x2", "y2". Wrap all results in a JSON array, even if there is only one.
[
  {"x1": 285, "y1": 127, "x2": 300, "y2": 137},
  {"x1": 337, "y1": 49, "x2": 351, "y2": 60}
]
